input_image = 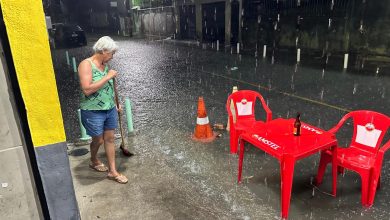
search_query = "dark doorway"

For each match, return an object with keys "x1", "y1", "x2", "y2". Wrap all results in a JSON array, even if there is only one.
[
  {"x1": 179, "y1": 5, "x2": 196, "y2": 40},
  {"x1": 231, "y1": 0, "x2": 239, "y2": 45},
  {"x1": 202, "y1": 2, "x2": 225, "y2": 43}
]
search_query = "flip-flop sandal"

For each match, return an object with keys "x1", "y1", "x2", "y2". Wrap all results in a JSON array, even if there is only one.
[
  {"x1": 89, "y1": 163, "x2": 108, "y2": 172},
  {"x1": 107, "y1": 173, "x2": 128, "y2": 184}
]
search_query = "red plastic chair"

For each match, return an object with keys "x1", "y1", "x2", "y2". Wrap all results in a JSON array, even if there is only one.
[
  {"x1": 316, "y1": 110, "x2": 390, "y2": 206},
  {"x1": 226, "y1": 90, "x2": 272, "y2": 154}
]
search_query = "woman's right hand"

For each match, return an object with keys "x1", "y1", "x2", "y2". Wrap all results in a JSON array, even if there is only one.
[{"x1": 107, "y1": 69, "x2": 118, "y2": 80}]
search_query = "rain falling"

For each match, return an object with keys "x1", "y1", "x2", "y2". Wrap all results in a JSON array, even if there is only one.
[{"x1": 40, "y1": 0, "x2": 390, "y2": 219}]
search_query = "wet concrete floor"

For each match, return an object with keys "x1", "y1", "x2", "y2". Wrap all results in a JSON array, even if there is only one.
[{"x1": 53, "y1": 36, "x2": 390, "y2": 219}]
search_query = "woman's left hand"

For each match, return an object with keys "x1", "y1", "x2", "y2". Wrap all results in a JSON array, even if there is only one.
[{"x1": 117, "y1": 104, "x2": 123, "y2": 113}]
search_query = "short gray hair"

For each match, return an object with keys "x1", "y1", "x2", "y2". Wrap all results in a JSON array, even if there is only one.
[{"x1": 93, "y1": 36, "x2": 118, "y2": 53}]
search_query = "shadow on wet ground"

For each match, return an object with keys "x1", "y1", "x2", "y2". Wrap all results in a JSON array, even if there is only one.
[{"x1": 53, "y1": 35, "x2": 390, "y2": 219}]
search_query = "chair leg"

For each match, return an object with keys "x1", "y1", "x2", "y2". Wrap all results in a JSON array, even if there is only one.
[
  {"x1": 316, "y1": 151, "x2": 332, "y2": 185},
  {"x1": 367, "y1": 172, "x2": 381, "y2": 206},
  {"x1": 237, "y1": 139, "x2": 245, "y2": 183},
  {"x1": 361, "y1": 174, "x2": 371, "y2": 207},
  {"x1": 230, "y1": 130, "x2": 238, "y2": 154}
]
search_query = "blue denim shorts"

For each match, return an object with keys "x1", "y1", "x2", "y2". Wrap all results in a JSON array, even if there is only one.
[{"x1": 80, "y1": 108, "x2": 118, "y2": 137}]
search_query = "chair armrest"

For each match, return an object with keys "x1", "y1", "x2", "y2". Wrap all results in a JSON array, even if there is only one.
[
  {"x1": 372, "y1": 140, "x2": 390, "y2": 176},
  {"x1": 256, "y1": 94, "x2": 272, "y2": 122},
  {"x1": 379, "y1": 140, "x2": 390, "y2": 154},
  {"x1": 369, "y1": 139, "x2": 389, "y2": 191},
  {"x1": 328, "y1": 112, "x2": 352, "y2": 134},
  {"x1": 264, "y1": 106, "x2": 272, "y2": 122}
]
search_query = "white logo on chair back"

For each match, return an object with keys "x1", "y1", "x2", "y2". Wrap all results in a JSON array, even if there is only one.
[
  {"x1": 252, "y1": 134, "x2": 281, "y2": 150},
  {"x1": 365, "y1": 123, "x2": 375, "y2": 131},
  {"x1": 236, "y1": 99, "x2": 253, "y2": 116},
  {"x1": 356, "y1": 124, "x2": 382, "y2": 148},
  {"x1": 302, "y1": 124, "x2": 323, "y2": 134}
]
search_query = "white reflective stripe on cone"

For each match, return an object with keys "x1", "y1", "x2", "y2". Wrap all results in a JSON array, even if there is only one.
[{"x1": 197, "y1": 117, "x2": 209, "y2": 125}]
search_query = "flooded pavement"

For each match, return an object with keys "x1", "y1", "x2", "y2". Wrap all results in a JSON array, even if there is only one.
[{"x1": 53, "y1": 36, "x2": 390, "y2": 219}]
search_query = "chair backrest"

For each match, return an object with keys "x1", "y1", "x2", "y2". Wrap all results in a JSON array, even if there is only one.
[
  {"x1": 347, "y1": 110, "x2": 390, "y2": 153},
  {"x1": 226, "y1": 90, "x2": 270, "y2": 123}
]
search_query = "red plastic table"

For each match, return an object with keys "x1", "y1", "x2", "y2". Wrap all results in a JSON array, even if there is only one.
[{"x1": 238, "y1": 118, "x2": 338, "y2": 219}]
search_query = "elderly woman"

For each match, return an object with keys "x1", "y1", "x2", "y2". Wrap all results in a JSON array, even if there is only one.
[{"x1": 78, "y1": 36, "x2": 128, "y2": 184}]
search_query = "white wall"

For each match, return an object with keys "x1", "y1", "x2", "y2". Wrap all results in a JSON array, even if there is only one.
[{"x1": 0, "y1": 40, "x2": 41, "y2": 220}]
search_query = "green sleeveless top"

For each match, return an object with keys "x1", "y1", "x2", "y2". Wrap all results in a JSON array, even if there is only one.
[{"x1": 80, "y1": 59, "x2": 116, "y2": 110}]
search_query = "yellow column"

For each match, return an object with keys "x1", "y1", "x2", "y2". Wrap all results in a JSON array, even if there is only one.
[{"x1": 0, "y1": 0, "x2": 66, "y2": 147}]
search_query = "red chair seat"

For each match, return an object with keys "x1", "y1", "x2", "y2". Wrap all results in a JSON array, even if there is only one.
[
  {"x1": 337, "y1": 147, "x2": 376, "y2": 169},
  {"x1": 234, "y1": 119, "x2": 261, "y2": 130}
]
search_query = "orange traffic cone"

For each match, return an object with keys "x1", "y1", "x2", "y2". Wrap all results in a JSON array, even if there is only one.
[
  {"x1": 192, "y1": 97, "x2": 216, "y2": 142},
  {"x1": 226, "y1": 86, "x2": 238, "y2": 131}
]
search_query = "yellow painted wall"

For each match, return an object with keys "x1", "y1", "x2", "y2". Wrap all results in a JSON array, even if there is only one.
[{"x1": 0, "y1": 0, "x2": 66, "y2": 147}]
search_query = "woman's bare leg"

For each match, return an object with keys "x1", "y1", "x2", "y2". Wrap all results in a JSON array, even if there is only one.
[
  {"x1": 90, "y1": 135, "x2": 104, "y2": 165},
  {"x1": 103, "y1": 129, "x2": 119, "y2": 176}
]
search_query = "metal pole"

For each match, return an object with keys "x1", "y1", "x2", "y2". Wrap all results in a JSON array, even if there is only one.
[
  {"x1": 125, "y1": 98, "x2": 135, "y2": 135},
  {"x1": 65, "y1": 51, "x2": 70, "y2": 65},
  {"x1": 72, "y1": 57, "x2": 77, "y2": 73},
  {"x1": 77, "y1": 109, "x2": 91, "y2": 141},
  {"x1": 343, "y1": 53, "x2": 349, "y2": 69}
]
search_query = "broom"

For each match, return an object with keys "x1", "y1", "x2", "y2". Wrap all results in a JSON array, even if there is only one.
[{"x1": 113, "y1": 78, "x2": 134, "y2": 157}]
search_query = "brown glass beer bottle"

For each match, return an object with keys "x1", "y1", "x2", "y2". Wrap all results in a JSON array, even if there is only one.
[{"x1": 293, "y1": 112, "x2": 301, "y2": 136}]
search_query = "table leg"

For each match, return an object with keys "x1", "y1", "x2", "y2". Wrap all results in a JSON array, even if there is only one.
[
  {"x1": 331, "y1": 145, "x2": 337, "y2": 197},
  {"x1": 280, "y1": 156, "x2": 295, "y2": 219},
  {"x1": 238, "y1": 138, "x2": 245, "y2": 183}
]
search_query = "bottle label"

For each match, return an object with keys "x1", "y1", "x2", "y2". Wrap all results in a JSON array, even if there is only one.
[{"x1": 293, "y1": 127, "x2": 297, "y2": 135}]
